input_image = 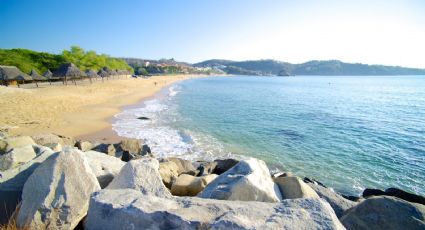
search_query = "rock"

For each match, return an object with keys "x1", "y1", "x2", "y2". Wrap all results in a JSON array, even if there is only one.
[
  {"x1": 121, "y1": 151, "x2": 138, "y2": 162},
  {"x1": 304, "y1": 177, "x2": 327, "y2": 188},
  {"x1": 137, "y1": 116, "x2": 150, "y2": 120},
  {"x1": 159, "y1": 161, "x2": 179, "y2": 188},
  {"x1": 85, "y1": 189, "x2": 345, "y2": 230},
  {"x1": 272, "y1": 171, "x2": 294, "y2": 178},
  {"x1": 363, "y1": 188, "x2": 386, "y2": 197},
  {"x1": 107, "y1": 158, "x2": 171, "y2": 198},
  {"x1": 85, "y1": 150, "x2": 125, "y2": 188},
  {"x1": 44, "y1": 142, "x2": 62, "y2": 152},
  {"x1": 167, "y1": 157, "x2": 197, "y2": 175},
  {"x1": 195, "y1": 161, "x2": 217, "y2": 176},
  {"x1": 213, "y1": 158, "x2": 239, "y2": 174},
  {"x1": 0, "y1": 145, "x2": 54, "y2": 224},
  {"x1": 120, "y1": 138, "x2": 141, "y2": 155},
  {"x1": 92, "y1": 143, "x2": 117, "y2": 157},
  {"x1": 341, "y1": 196, "x2": 425, "y2": 230},
  {"x1": 199, "y1": 158, "x2": 282, "y2": 202},
  {"x1": 171, "y1": 174, "x2": 218, "y2": 196},
  {"x1": 385, "y1": 188, "x2": 425, "y2": 205},
  {"x1": 31, "y1": 133, "x2": 74, "y2": 147},
  {"x1": 307, "y1": 182, "x2": 357, "y2": 218},
  {"x1": 16, "y1": 147, "x2": 100, "y2": 229},
  {"x1": 0, "y1": 145, "x2": 36, "y2": 171},
  {"x1": 363, "y1": 187, "x2": 425, "y2": 205},
  {"x1": 141, "y1": 144, "x2": 151, "y2": 156},
  {"x1": 274, "y1": 176, "x2": 319, "y2": 199},
  {"x1": 75, "y1": 140, "x2": 94, "y2": 152},
  {"x1": 119, "y1": 139, "x2": 152, "y2": 161},
  {"x1": 0, "y1": 136, "x2": 35, "y2": 153}
]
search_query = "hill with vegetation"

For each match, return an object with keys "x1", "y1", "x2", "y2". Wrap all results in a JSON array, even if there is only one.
[
  {"x1": 194, "y1": 59, "x2": 425, "y2": 76},
  {"x1": 123, "y1": 58, "x2": 223, "y2": 75},
  {"x1": 0, "y1": 46, "x2": 132, "y2": 74}
]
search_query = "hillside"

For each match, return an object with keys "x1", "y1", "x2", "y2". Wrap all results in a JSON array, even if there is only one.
[
  {"x1": 194, "y1": 59, "x2": 425, "y2": 76},
  {"x1": 0, "y1": 47, "x2": 132, "y2": 74}
]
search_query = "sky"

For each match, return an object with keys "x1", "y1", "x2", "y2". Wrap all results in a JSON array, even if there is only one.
[{"x1": 0, "y1": 0, "x2": 424, "y2": 68}]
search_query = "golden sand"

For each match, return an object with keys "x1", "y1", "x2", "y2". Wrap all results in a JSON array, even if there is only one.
[{"x1": 0, "y1": 75, "x2": 199, "y2": 140}]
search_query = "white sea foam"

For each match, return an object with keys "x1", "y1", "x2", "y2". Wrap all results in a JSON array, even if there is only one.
[{"x1": 112, "y1": 85, "x2": 236, "y2": 161}]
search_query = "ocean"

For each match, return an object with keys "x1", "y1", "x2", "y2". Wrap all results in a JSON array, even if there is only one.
[{"x1": 113, "y1": 76, "x2": 425, "y2": 196}]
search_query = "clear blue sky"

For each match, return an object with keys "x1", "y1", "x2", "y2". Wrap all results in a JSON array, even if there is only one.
[{"x1": 1, "y1": 0, "x2": 424, "y2": 67}]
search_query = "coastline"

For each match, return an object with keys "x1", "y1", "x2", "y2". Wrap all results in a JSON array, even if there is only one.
[
  {"x1": 78, "y1": 79, "x2": 178, "y2": 143},
  {"x1": 0, "y1": 74, "x2": 203, "y2": 139}
]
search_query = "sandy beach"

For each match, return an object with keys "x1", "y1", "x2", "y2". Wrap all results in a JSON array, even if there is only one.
[{"x1": 0, "y1": 75, "x2": 199, "y2": 141}]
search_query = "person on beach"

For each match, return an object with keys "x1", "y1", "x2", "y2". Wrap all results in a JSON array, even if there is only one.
[{"x1": 154, "y1": 82, "x2": 157, "y2": 86}]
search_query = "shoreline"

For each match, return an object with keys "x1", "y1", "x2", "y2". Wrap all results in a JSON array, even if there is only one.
[
  {"x1": 0, "y1": 74, "x2": 205, "y2": 140},
  {"x1": 77, "y1": 80, "x2": 178, "y2": 143}
]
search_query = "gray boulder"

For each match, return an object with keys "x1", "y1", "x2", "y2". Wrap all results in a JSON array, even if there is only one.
[
  {"x1": 85, "y1": 189, "x2": 345, "y2": 230},
  {"x1": 341, "y1": 196, "x2": 425, "y2": 230},
  {"x1": 0, "y1": 145, "x2": 36, "y2": 171},
  {"x1": 198, "y1": 158, "x2": 282, "y2": 202},
  {"x1": 158, "y1": 161, "x2": 179, "y2": 188},
  {"x1": 0, "y1": 136, "x2": 35, "y2": 153},
  {"x1": 0, "y1": 145, "x2": 54, "y2": 224},
  {"x1": 85, "y1": 150, "x2": 125, "y2": 188},
  {"x1": 194, "y1": 160, "x2": 217, "y2": 176},
  {"x1": 213, "y1": 158, "x2": 239, "y2": 175},
  {"x1": 31, "y1": 133, "x2": 74, "y2": 147},
  {"x1": 171, "y1": 174, "x2": 218, "y2": 196},
  {"x1": 307, "y1": 182, "x2": 358, "y2": 218},
  {"x1": 75, "y1": 140, "x2": 94, "y2": 152},
  {"x1": 167, "y1": 157, "x2": 197, "y2": 175},
  {"x1": 106, "y1": 158, "x2": 171, "y2": 198},
  {"x1": 16, "y1": 147, "x2": 100, "y2": 229},
  {"x1": 274, "y1": 176, "x2": 319, "y2": 199}
]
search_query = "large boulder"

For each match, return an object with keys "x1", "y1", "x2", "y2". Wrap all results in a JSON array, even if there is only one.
[
  {"x1": 195, "y1": 161, "x2": 217, "y2": 176},
  {"x1": 159, "y1": 161, "x2": 179, "y2": 188},
  {"x1": 171, "y1": 174, "x2": 218, "y2": 196},
  {"x1": 75, "y1": 140, "x2": 94, "y2": 152},
  {"x1": 0, "y1": 145, "x2": 36, "y2": 171},
  {"x1": 341, "y1": 196, "x2": 425, "y2": 230},
  {"x1": 167, "y1": 157, "x2": 197, "y2": 175},
  {"x1": 92, "y1": 143, "x2": 118, "y2": 157},
  {"x1": 31, "y1": 133, "x2": 74, "y2": 147},
  {"x1": 85, "y1": 150, "x2": 125, "y2": 188},
  {"x1": 85, "y1": 189, "x2": 345, "y2": 230},
  {"x1": 0, "y1": 145, "x2": 54, "y2": 224},
  {"x1": 0, "y1": 136, "x2": 35, "y2": 153},
  {"x1": 307, "y1": 182, "x2": 357, "y2": 218},
  {"x1": 274, "y1": 176, "x2": 319, "y2": 199},
  {"x1": 119, "y1": 139, "x2": 152, "y2": 162},
  {"x1": 213, "y1": 158, "x2": 239, "y2": 174},
  {"x1": 198, "y1": 158, "x2": 282, "y2": 202},
  {"x1": 107, "y1": 158, "x2": 171, "y2": 198},
  {"x1": 16, "y1": 148, "x2": 101, "y2": 229},
  {"x1": 363, "y1": 187, "x2": 425, "y2": 205}
]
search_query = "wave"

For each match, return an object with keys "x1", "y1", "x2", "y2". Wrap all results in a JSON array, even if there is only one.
[{"x1": 112, "y1": 85, "x2": 238, "y2": 161}]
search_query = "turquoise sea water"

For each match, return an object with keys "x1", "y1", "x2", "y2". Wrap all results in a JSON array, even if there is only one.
[{"x1": 114, "y1": 76, "x2": 425, "y2": 196}]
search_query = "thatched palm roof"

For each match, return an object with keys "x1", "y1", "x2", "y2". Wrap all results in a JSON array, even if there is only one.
[
  {"x1": 110, "y1": 70, "x2": 118, "y2": 75},
  {"x1": 97, "y1": 69, "x2": 109, "y2": 78},
  {"x1": 43, "y1": 69, "x2": 53, "y2": 78},
  {"x1": 30, "y1": 69, "x2": 46, "y2": 81},
  {"x1": 85, "y1": 69, "x2": 99, "y2": 78},
  {"x1": 0, "y1": 65, "x2": 32, "y2": 81},
  {"x1": 53, "y1": 63, "x2": 85, "y2": 78}
]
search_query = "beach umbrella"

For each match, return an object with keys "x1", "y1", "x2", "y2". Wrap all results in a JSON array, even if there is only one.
[
  {"x1": 53, "y1": 63, "x2": 85, "y2": 85},
  {"x1": 85, "y1": 69, "x2": 99, "y2": 83},
  {"x1": 0, "y1": 65, "x2": 32, "y2": 87},
  {"x1": 29, "y1": 69, "x2": 46, "y2": 87},
  {"x1": 43, "y1": 69, "x2": 55, "y2": 85}
]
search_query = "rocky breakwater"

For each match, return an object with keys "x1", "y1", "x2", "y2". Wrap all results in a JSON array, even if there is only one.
[{"x1": 0, "y1": 132, "x2": 424, "y2": 229}]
